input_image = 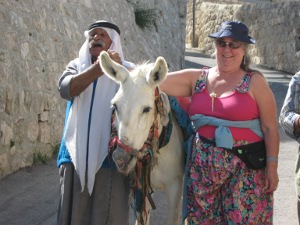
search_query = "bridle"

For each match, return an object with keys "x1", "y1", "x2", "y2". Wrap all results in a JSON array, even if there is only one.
[{"x1": 109, "y1": 87, "x2": 164, "y2": 158}]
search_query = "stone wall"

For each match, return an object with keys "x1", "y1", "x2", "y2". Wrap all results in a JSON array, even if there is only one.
[
  {"x1": 0, "y1": 0, "x2": 186, "y2": 177},
  {"x1": 192, "y1": 0, "x2": 271, "y2": 3},
  {"x1": 193, "y1": 0, "x2": 298, "y2": 3},
  {"x1": 186, "y1": 1, "x2": 300, "y2": 73},
  {"x1": 271, "y1": 0, "x2": 299, "y2": 2}
]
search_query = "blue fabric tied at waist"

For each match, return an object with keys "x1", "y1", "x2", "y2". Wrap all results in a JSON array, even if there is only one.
[
  {"x1": 181, "y1": 114, "x2": 264, "y2": 224},
  {"x1": 190, "y1": 114, "x2": 264, "y2": 149}
]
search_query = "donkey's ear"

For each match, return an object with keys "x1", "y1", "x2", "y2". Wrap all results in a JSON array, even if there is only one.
[
  {"x1": 99, "y1": 51, "x2": 128, "y2": 84},
  {"x1": 146, "y1": 57, "x2": 168, "y2": 87}
]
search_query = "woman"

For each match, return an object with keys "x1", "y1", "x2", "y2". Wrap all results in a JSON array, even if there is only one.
[{"x1": 160, "y1": 20, "x2": 279, "y2": 224}]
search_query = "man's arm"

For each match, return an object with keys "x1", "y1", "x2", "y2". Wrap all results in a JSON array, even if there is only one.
[
  {"x1": 58, "y1": 51, "x2": 126, "y2": 100},
  {"x1": 69, "y1": 62, "x2": 103, "y2": 97},
  {"x1": 57, "y1": 58, "x2": 103, "y2": 100},
  {"x1": 279, "y1": 72, "x2": 300, "y2": 142}
]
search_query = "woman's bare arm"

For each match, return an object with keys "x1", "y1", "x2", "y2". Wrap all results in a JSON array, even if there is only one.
[{"x1": 160, "y1": 68, "x2": 203, "y2": 97}]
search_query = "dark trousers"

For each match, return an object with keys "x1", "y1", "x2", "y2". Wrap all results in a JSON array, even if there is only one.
[{"x1": 57, "y1": 163, "x2": 130, "y2": 225}]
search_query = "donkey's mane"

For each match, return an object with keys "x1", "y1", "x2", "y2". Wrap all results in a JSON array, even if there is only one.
[{"x1": 130, "y1": 61, "x2": 155, "y2": 78}]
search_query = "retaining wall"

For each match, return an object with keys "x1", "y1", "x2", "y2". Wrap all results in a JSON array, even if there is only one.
[
  {"x1": 0, "y1": 0, "x2": 186, "y2": 177},
  {"x1": 186, "y1": 1, "x2": 300, "y2": 73}
]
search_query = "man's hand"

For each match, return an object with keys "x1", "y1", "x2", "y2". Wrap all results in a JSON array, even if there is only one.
[
  {"x1": 294, "y1": 117, "x2": 300, "y2": 134},
  {"x1": 108, "y1": 50, "x2": 122, "y2": 65}
]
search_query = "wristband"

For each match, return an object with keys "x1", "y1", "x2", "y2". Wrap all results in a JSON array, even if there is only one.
[{"x1": 267, "y1": 156, "x2": 278, "y2": 162}]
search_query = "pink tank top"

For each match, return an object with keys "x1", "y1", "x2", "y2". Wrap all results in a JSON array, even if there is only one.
[{"x1": 188, "y1": 70, "x2": 262, "y2": 142}]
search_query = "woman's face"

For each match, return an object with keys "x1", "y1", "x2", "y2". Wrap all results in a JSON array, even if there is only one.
[{"x1": 215, "y1": 37, "x2": 246, "y2": 72}]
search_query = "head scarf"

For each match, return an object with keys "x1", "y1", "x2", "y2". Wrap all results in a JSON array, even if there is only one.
[{"x1": 64, "y1": 21, "x2": 125, "y2": 194}]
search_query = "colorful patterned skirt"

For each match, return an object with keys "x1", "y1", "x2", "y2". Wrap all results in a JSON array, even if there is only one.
[{"x1": 186, "y1": 134, "x2": 273, "y2": 225}]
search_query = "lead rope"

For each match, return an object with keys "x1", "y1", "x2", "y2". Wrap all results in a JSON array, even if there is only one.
[
  {"x1": 133, "y1": 89, "x2": 161, "y2": 225},
  {"x1": 151, "y1": 87, "x2": 161, "y2": 154}
]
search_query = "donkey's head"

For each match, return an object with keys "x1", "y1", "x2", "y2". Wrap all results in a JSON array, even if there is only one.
[{"x1": 99, "y1": 51, "x2": 168, "y2": 174}]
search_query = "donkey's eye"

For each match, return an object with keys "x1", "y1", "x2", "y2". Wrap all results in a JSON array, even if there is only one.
[
  {"x1": 111, "y1": 104, "x2": 117, "y2": 111},
  {"x1": 142, "y1": 107, "x2": 151, "y2": 113}
]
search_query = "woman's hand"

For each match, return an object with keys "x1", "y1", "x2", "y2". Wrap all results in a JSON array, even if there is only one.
[{"x1": 264, "y1": 162, "x2": 279, "y2": 193}]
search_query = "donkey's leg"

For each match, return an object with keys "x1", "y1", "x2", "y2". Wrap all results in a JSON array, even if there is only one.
[
  {"x1": 134, "y1": 198, "x2": 152, "y2": 225},
  {"x1": 165, "y1": 179, "x2": 183, "y2": 225}
]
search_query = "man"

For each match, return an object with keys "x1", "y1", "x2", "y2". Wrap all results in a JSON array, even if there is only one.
[
  {"x1": 279, "y1": 71, "x2": 300, "y2": 223},
  {"x1": 57, "y1": 20, "x2": 134, "y2": 225}
]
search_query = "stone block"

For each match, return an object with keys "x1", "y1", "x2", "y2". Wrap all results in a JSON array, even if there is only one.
[
  {"x1": 38, "y1": 111, "x2": 49, "y2": 122},
  {"x1": 0, "y1": 121, "x2": 13, "y2": 146},
  {"x1": 0, "y1": 153, "x2": 9, "y2": 177},
  {"x1": 27, "y1": 120, "x2": 39, "y2": 142},
  {"x1": 38, "y1": 122, "x2": 51, "y2": 144}
]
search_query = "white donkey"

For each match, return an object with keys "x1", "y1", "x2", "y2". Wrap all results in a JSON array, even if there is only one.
[{"x1": 99, "y1": 51, "x2": 185, "y2": 225}]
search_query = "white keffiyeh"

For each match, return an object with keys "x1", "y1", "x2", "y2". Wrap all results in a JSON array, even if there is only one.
[{"x1": 64, "y1": 25, "x2": 130, "y2": 194}]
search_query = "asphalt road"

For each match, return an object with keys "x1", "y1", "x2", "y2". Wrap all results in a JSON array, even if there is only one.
[{"x1": 0, "y1": 48, "x2": 298, "y2": 225}]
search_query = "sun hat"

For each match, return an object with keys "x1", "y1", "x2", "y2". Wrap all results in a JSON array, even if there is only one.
[
  {"x1": 208, "y1": 20, "x2": 255, "y2": 44},
  {"x1": 88, "y1": 20, "x2": 121, "y2": 35}
]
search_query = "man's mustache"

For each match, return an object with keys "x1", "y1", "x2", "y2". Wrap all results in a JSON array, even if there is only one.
[{"x1": 90, "y1": 40, "x2": 106, "y2": 48}]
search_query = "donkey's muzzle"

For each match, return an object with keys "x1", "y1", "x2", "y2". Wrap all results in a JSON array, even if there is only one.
[{"x1": 112, "y1": 146, "x2": 133, "y2": 172}]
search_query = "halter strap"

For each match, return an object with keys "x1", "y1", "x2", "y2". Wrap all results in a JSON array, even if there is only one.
[{"x1": 108, "y1": 87, "x2": 161, "y2": 157}]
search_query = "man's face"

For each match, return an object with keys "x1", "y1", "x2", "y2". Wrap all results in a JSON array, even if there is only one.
[{"x1": 88, "y1": 28, "x2": 112, "y2": 58}]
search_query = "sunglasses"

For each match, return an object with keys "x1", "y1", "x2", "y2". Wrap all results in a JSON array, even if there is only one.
[{"x1": 215, "y1": 39, "x2": 242, "y2": 49}]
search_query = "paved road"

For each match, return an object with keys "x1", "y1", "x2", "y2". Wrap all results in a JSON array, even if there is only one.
[{"x1": 0, "y1": 48, "x2": 298, "y2": 225}]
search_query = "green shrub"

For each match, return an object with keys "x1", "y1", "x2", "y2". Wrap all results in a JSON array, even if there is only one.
[
  {"x1": 52, "y1": 143, "x2": 60, "y2": 158},
  {"x1": 32, "y1": 142, "x2": 60, "y2": 165},
  {"x1": 134, "y1": 5, "x2": 157, "y2": 29},
  {"x1": 33, "y1": 151, "x2": 49, "y2": 165}
]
